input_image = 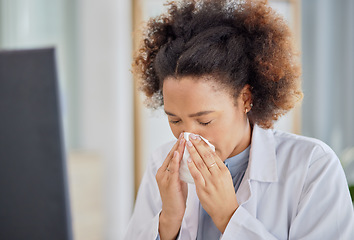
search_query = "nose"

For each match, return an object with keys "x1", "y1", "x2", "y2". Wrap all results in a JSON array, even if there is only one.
[{"x1": 182, "y1": 123, "x2": 199, "y2": 136}]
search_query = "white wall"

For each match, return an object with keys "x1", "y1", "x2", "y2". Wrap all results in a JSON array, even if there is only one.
[
  {"x1": 76, "y1": 0, "x2": 134, "y2": 239},
  {"x1": 0, "y1": 1, "x2": 135, "y2": 239}
]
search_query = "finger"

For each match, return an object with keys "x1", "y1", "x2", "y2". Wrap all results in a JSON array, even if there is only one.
[
  {"x1": 161, "y1": 133, "x2": 183, "y2": 170},
  {"x1": 187, "y1": 157, "x2": 205, "y2": 187},
  {"x1": 215, "y1": 156, "x2": 228, "y2": 172},
  {"x1": 189, "y1": 135, "x2": 220, "y2": 173},
  {"x1": 186, "y1": 139, "x2": 211, "y2": 179},
  {"x1": 177, "y1": 138, "x2": 186, "y2": 160},
  {"x1": 167, "y1": 151, "x2": 180, "y2": 175}
]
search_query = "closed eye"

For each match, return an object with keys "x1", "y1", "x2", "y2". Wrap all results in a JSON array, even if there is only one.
[
  {"x1": 169, "y1": 120, "x2": 181, "y2": 124},
  {"x1": 199, "y1": 120, "x2": 212, "y2": 126},
  {"x1": 169, "y1": 119, "x2": 213, "y2": 125}
]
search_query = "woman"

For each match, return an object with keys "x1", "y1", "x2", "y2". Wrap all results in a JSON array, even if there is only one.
[{"x1": 125, "y1": 0, "x2": 354, "y2": 239}]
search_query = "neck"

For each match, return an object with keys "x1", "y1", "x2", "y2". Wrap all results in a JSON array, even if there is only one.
[{"x1": 227, "y1": 121, "x2": 252, "y2": 159}]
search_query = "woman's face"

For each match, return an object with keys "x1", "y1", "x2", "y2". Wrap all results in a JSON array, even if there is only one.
[{"x1": 163, "y1": 75, "x2": 252, "y2": 161}]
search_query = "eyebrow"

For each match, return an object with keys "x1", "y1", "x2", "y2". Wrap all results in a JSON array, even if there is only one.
[{"x1": 164, "y1": 110, "x2": 215, "y2": 118}]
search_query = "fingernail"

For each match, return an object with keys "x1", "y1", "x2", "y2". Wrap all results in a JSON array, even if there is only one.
[
  {"x1": 179, "y1": 132, "x2": 183, "y2": 139},
  {"x1": 179, "y1": 138, "x2": 184, "y2": 145},
  {"x1": 190, "y1": 133, "x2": 197, "y2": 140},
  {"x1": 187, "y1": 141, "x2": 193, "y2": 147},
  {"x1": 195, "y1": 135, "x2": 201, "y2": 141},
  {"x1": 187, "y1": 157, "x2": 192, "y2": 163}
]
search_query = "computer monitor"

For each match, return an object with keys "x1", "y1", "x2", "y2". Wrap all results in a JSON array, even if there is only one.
[{"x1": 0, "y1": 48, "x2": 73, "y2": 240}]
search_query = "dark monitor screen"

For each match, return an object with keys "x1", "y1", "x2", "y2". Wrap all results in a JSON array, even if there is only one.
[{"x1": 0, "y1": 48, "x2": 72, "y2": 240}]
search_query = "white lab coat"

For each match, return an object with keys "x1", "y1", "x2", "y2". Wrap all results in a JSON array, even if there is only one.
[{"x1": 124, "y1": 125, "x2": 354, "y2": 239}]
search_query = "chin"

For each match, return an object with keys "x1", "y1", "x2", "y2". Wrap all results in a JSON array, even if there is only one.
[{"x1": 215, "y1": 149, "x2": 224, "y2": 161}]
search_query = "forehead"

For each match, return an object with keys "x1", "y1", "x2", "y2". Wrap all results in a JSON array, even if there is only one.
[
  {"x1": 163, "y1": 75, "x2": 225, "y2": 93},
  {"x1": 163, "y1": 76, "x2": 222, "y2": 97},
  {"x1": 162, "y1": 75, "x2": 237, "y2": 112}
]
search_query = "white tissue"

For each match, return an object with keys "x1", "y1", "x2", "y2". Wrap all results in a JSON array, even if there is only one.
[{"x1": 179, "y1": 132, "x2": 215, "y2": 184}]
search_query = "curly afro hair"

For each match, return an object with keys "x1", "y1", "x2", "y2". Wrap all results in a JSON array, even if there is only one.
[{"x1": 133, "y1": 0, "x2": 303, "y2": 128}]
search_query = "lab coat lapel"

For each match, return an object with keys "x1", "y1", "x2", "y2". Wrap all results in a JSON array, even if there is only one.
[
  {"x1": 236, "y1": 125, "x2": 278, "y2": 215},
  {"x1": 183, "y1": 183, "x2": 199, "y2": 239}
]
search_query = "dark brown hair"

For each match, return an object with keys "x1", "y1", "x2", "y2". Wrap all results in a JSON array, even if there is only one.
[{"x1": 133, "y1": 0, "x2": 303, "y2": 128}]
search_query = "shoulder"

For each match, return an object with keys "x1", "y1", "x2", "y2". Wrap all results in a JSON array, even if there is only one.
[
  {"x1": 272, "y1": 128, "x2": 338, "y2": 166},
  {"x1": 268, "y1": 129, "x2": 347, "y2": 201}
]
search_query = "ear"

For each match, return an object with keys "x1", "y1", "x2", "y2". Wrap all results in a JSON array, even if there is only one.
[{"x1": 241, "y1": 85, "x2": 253, "y2": 113}]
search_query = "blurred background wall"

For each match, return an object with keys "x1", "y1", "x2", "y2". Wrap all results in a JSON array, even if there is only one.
[
  {"x1": 0, "y1": 0, "x2": 134, "y2": 239},
  {"x1": 301, "y1": 0, "x2": 354, "y2": 185},
  {"x1": 0, "y1": 0, "x2": 353, "y2": 240}
]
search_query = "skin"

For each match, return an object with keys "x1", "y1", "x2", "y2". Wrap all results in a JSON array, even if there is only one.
[{"x1": 156, "y1": 75, "x2": 253, "y2": 240}]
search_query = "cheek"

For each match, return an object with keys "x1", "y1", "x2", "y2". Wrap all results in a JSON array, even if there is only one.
[
  {"x1": 211, "y1": 114, "x2": 243, "y2": 159},
  {"x1": 204, "y1": 124, "x2": 230, "y2": 160},
  {"x1": 169, "y1": 123, "x2": 181, "y2": 139}
]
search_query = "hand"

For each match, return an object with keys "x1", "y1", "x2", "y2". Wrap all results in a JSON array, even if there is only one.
[
  {"x1": 156, "y1": 133, "x2": 187, "y2": 240},
  {"x1": 186, "y1": 134, "x2": 239, "y2": 233}
]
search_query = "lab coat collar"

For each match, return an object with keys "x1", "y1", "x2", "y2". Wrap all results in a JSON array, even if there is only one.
[{"x1": 246, "y1": 125, "x2": 278, "y2": 183}]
